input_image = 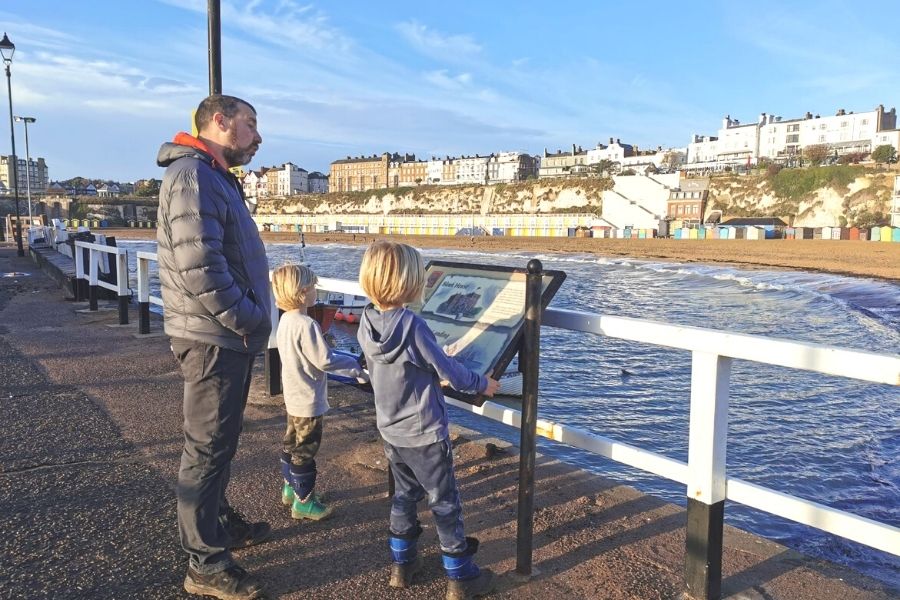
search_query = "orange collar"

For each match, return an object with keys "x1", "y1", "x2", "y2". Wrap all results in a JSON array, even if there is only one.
[{"x1": 172, "y1": 132, "x2": 227, "y2": 172}]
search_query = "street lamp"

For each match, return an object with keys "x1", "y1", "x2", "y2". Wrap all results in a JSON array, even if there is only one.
[
  {"x1": 14, "y1": 116, "x2": 35, "y2": 224},
  {"x1": 0, "y1": 32, "x2": 24, "y2": 257}
]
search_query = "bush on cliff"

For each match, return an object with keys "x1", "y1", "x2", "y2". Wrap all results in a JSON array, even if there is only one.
[{"x1": 768, "y1": 165, "x2": 865, "y2": 200}]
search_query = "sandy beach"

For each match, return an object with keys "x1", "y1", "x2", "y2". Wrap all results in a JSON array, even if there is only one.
[{"x1": 110, "y1": 228, "x2": 900, "y2": 281}]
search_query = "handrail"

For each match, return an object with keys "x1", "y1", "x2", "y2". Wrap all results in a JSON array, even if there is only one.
[
  {"x1": 110, "y1": 262, "x2": 900, "y2": 579},
  {"x1": 73, "y1": 240, "x2": 131, "y2": 324}
]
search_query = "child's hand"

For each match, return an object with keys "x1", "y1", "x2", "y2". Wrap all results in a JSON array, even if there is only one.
[{"x1": 482, "y1": 377, "x2": 501, "y2": 397}]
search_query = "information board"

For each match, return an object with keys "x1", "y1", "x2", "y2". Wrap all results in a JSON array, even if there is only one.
[{"x1": 408, "y1": 261, "x2": 566, "y2": 406}]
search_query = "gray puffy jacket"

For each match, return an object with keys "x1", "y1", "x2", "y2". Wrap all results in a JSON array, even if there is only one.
[{"x1": 156, "y1": 137, "x2": 271, "y2": 354}]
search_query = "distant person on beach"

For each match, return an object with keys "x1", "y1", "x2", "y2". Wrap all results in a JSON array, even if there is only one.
[
  {"x1": 357, "y1": 241, "x2": 500, "y2": 598},
  {"x1": 271, "y1": 263, "x2": 367, "y2": 521},
  {"x1": 157, "y1": 94, "x2": 270, "y2": 600}
]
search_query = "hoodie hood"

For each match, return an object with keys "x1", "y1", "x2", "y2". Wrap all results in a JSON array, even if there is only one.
[
  {"x1": 359, "y1": 305, "x2": 415, "y2": 364},
  {"x1": 157, "y1": 132, "x2": 219, "y2": 169}
]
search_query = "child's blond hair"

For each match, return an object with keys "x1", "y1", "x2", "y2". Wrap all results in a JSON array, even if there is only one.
[
  {"x1": 272, "y1": 263, "x2": 318, "y2": 311},
  {"x1": 359, "y1": 241, "x2": 425, "y2": 309}
]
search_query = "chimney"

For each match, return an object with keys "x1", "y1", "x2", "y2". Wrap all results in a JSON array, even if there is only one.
[
  {"x1": 805, "y1": 112, "x2": 812, "y2": 119},
  {"x1": 572, "y1": 144, "x2": 577, "y2": 155},
  {"x1": 759, "y1": 112, "x2": 767, "y2": 125},
  {"x1": 543, "y1": 147, "x2": 548, "y2": 157},
  {"x1": 609, "y1": 137, "x2": 614, "y2": 144}
]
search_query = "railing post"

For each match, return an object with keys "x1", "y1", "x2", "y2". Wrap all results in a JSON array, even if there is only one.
[
  {"x1": 516, "y1": 258, "x2": 543, "y2": 577},
  {"x1": 88, "y1": 248, "x2": 99, "y2": 311},
  {"x1": 116, "y1": 250, "x2": 129, "y2": 325},
  {"x1": 137, "y1": 254, "x2": 151, "y2": 334},
  {"x1": 264, "y1": 286, "x2": 283, "y2": 396},
  {"x1": 74, "y1": 241, "x2": 84, "y2": 302},
  {"x1": 685, "y1": 351, "x2": 732, "y2": 600}
]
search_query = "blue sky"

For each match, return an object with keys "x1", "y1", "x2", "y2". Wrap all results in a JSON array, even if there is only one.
[{"x1": 2, "y1": 0, "x2": 899, "y2": 181}]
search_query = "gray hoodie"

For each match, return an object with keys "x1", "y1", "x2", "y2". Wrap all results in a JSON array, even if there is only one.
[{"x1": 358, "y1": 305, "x2": 487, "y2": 448}]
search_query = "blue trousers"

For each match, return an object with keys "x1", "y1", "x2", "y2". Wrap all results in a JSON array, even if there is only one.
[{"x1": 384, "y1": 438, "x2": 467, "y2": 554}]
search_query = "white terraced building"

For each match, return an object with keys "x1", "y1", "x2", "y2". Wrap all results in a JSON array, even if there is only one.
[{"x1": 685, "y1": 104, "x2": 900, "y2": 170}]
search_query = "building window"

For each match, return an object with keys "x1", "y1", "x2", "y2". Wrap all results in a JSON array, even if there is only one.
[
  {"x1": 819, "y1": 135, "x2": 826, "y2": 142},
  {"x1": 841, "y1": 121, "x2": 848, "y2": 127},
  {"x1": 786, "y1": 134, "x2": 800, "y2": 143},
  {"x1": 787, "y1": 124, "x2": 800, "y2": 132},
  {"x1": 862, "y1": 119, "x2": 869, "y2": 125},
  {"x1": 820, "y1": 124, "x2": 826, "y2": 130}
]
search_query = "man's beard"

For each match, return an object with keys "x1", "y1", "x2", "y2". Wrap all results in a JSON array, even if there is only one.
[{"x1": 222, "y1": 130, "x2": 257, "y2": 167}]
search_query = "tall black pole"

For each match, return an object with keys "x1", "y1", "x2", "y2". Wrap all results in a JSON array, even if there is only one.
[
  {"x1": 4, "y1": 62, "x2": 23, "y2": 257},
  {"x1": 515, "y1": 258, "x2": 543, "y2": 576},
  {"x1": 208, "y1": 0, "x2": 222, "y2": 95}
]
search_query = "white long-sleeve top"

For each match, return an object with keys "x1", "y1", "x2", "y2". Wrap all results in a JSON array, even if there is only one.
[{"x1": 276, "y1": 309, "x2": 365, "y2": 417}]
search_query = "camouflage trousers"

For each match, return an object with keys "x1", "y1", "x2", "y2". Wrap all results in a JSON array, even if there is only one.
[{"x1": 282, "y1": 415, "x2": 323, "y2": 468}]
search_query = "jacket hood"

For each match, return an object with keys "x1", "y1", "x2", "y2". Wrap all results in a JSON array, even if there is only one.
[
  {"x1": 157, "y1": 132, "x2": 218, "y2": 169},
  {"x1": 359, "y1": 305, "x2": 415, "y2": 364}
]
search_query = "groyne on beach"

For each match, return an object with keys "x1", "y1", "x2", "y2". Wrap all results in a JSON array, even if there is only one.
[{"x1": 1, "y1": 244, "x2": 897, "y2": 599}]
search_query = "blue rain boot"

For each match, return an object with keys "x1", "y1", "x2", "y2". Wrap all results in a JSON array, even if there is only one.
[
  {"x1": 388, "y1": 524, "x2": 423, "y2": 588},
  {"x1": 280, "y1": 452, "x2": 294, "y2": 506},
  {"x1": 290, "y1": 461, "x2": 332, "y2": 521},
  {"x1": 442, "y1": 537, "x2": 495, "y2": 600}
]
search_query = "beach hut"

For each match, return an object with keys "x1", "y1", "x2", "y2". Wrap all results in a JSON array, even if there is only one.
[
  {"x1": 893, "y1": 228, "x2": 900, "y2": 242},
  {"x1": 839, "y1": 228, "x2": 850, "y2": 240},
  {"x1": 870, "y1": 227, "x2": 881, "y2": 242},
  {"x1": 880, "y1": 226, "x2": 893, "y2": 242},
  {"x1": 849, "y1": 227, "x2": 859, "y2": 240},
  {"x1": 745, "y1": 226, "x2": 763, "y2": 240}
]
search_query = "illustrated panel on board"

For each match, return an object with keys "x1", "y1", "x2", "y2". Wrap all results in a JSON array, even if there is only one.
[{"x1": 407, "y1": 261, "x2": 566, "y2": 406}]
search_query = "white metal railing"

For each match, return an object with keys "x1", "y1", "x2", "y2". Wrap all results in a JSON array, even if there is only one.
[
  {"x1": 113, "y1": 261, "x2": 900, "y2": 559},
  {"x1": 136, "y1": 251, "x2": 163, "y2": 307},
  {"x1": 74, "y1": 241, "x2": 130, "y2": 297},
  {"x1": 536, "y1": 309, "x2": 900, "y2": 556},
  {"x1": 72, "y1": 240, "x2": 132, "y2": 325}
]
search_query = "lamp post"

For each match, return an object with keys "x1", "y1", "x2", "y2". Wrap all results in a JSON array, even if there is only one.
[
  {"x1": 0, "y1": 32, "x2": 24, "y2": 256},
  {"x1": 14, "y1": 116, "x2": 34, "y2": 224}
]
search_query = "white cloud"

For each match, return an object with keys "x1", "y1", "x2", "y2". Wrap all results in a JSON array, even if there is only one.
[
  {"x1": 157, "y1": 0, "x2": 350, "y2": 54},
  {"x1": 396, "y1": 20, "x2": 482, "y2": 59},
  {"x1": 424, "y1": 70, "x2": 473, "y2": 90}
]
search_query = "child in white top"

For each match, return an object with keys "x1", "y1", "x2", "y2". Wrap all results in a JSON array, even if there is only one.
[{"x1": 271, "y1": 263, "x2": 366, "y2": 521}]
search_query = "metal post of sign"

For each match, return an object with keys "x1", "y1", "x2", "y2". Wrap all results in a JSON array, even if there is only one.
[
  {"x1": 265, "y1": 346, "x2": 282, "y2": 396},
  {"x1": 515, "y1": 258, "x2": 542, "y2": 576}
]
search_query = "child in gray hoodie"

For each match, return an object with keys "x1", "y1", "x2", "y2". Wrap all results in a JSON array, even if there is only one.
[{"x1": 357, "y1": 241, "x2": 500, "y2": 600}]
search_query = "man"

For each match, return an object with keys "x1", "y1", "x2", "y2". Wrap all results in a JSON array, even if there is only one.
[{"x1": 157, "y1": 95, "x2": 271, "y2": 600}]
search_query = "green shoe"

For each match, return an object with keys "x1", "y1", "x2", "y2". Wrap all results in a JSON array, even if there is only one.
[
  {"x1": 291, "y1": 495, "x2": 333, "y2": 521},
  {"x1": 282, "y1": 481, "x2": 327, "y2": 506},
  {"x1": 281, "y1": 481, "x2": 295, "y2": 506}
]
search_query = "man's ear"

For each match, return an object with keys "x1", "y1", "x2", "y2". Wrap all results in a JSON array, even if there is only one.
[{"x1": 212, "y1": 112, "x2": 229, "y2": 132}]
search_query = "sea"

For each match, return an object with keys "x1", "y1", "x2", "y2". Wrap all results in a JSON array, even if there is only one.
[{"x1": 120, "y1": 239, "x2": 900, "y2": 588}]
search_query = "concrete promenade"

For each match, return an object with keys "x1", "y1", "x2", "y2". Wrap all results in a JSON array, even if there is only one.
[{"x1": 0, "y1": 245, "x2": 896, "y2": 599}]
